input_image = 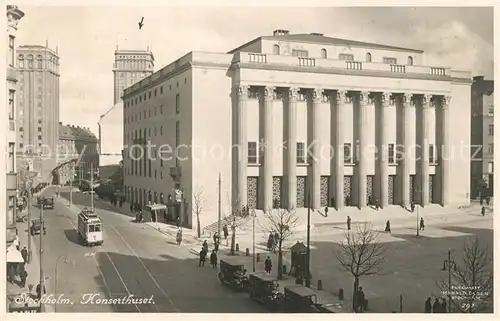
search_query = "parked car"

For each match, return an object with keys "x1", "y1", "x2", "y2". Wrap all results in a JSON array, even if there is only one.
[{"x1": 30, "y1": 219, "x2": 46, "y2": 236}]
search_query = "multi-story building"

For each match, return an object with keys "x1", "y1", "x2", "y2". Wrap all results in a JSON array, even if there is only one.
[
  {"x1": 16, "y1": 44, "x2": 60, "y2": 183},
  {"x1": 4, "y1": 5, "x2": 24, "y2": 247},
  {"x1": 470, "y1": 76, "x2": 494, "y2": 199},
  {"x1": 122, "y1": 29, "x2": 472, "y2": 230},
  {"x1": 53, "y1": 123, "x2": 99, "y2": 184}
]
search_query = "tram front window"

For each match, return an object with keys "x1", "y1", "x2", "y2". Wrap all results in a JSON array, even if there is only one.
[
  {"x1": 89, "y1": 224, "x2": 95, "y2": 232},
  {"x1": 94, "y1": 224, "x2": 101, "y2": 232}
]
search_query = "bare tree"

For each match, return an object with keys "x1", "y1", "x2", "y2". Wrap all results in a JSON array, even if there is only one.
[
  {"x1": 436, "y1": 236, "x2": 493, "y2": 313},
  {"x1": 192, "y1": 187, "x2": 205, "y2": 238},
  {"x1": 335, "y1": 222, "x2": 387, "y2": 312},
  {"x1": 260, "y1": 208, "x2": 299, "y2": 279},
  {"x1": 221, "y1": 196, "x2": 249, "y2": 255}
]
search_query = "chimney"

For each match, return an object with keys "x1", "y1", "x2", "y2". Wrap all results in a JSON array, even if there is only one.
[
  {"x1": 310, "y1": 32, "x2": 324, "y2": 36},
  {"x1": 473, "y1": 76, "x2": 484, "y2": 81},
  {"x1": 273, "y1": 29, "x2": 290, "y2": 36}
]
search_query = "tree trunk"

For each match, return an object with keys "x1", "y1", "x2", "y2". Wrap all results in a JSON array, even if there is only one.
[
  {"x1": 230, "y1": 227, "x2": 236, "y2": 255},
  {"x1": 277, "y1": 244, "x2": 283, "y2": 279},
  {"x1": 353, "y1": 277, "x2": 359, "y2": 312},
  {"x1": 196, "y1": 214, "x2": 201, "y2": 238}
]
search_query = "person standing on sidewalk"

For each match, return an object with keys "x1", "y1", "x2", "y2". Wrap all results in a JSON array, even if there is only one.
[
  {"x1": 385, "y1": 220, "x2": 391, "y2": 233},
  {"x1": 481, "y1": 206, "x2": 486, "y2": 216},
  {"x1": 210, "y1": 250, "x2": 218, "y2": 268},
  {"x1": 420, "y1": 218, "x2": 425, "y2": 231},
  {"x1": 424, "y1": 297, "x2": 432, "y2": 313},
  {"x1": 347, "y1": 216, "x2": 352, "y2": 231},
  {"x1": 199, "y1": 248, "x2": 206, "y2": 267},
  {"x1": 176, "y1": 229, "x2": 183, "y2": 246},
  {"x1": 21, "y1": 246, "x2": 28, "y2": 264},
  {"x1": 19, "y1": 268, "x2": 28, "y2": 288},
  {"x1": 264, "y1": 256, "x2": 272, "y2": 274},
  {"x1": 410, "y1": 201, "x2": 415, "y2": 213},
  {"x1": 223, "y1": 224, "x2": 229, "y2": 242}
]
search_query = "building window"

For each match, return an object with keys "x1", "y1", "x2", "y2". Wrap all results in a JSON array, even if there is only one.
[
  {"x1": 19, "y1": 143, "x2": 23, "y2": 149},
  {"x1": 8, "y1": 36, "x2": 14, "y2": 67},
  {"x1": 8, "y1": 143, "x2": 15, "y2": 172},
  {"x1": 320, "y1": 49, "x2": 327, "y2": 59},
  {"x1": 154, "y1": 107, "x2": 157, "y2": 116},
  {"x1": 139, "y1": 96, "x2": 142, "y2": 103},
  {"x1": 18, "y1": 54, "x2": 24, "y2": 68},
  {"x1": 292, "y1": 49, "x2": 309, "y2": 57},
  {"x1": 160, "y1": 86, "x2": 163, "y2": 94},
  {"x1": 160, "y1": 126, "x2": 163, "y2": 135},
  {"x1": 8, "y1": 90, "x2": 15, "y2": 120},
  {"x1": 175, "y1": 121, "x2": 180, "y2": 147},
  {"x1": 488, "y1": 104, "x2": 494, "y2": 116},
  {"x1": 297, "y1": 142, "x2": 306, "y2": 164},
  {"x1": 383, "y1": 57, "x2": 397, "y2": 64},
  {"x1": 27, "y1": 55, "x2": 33, "y2": 69},
  {"x1": 388, "y1": 143, "x2": 395, "y2": 164},
  {"x1": 344, "y1": 143, "x2": 352, "y2": 163},
  {"x1": 488, "y1": 124, "x2": 494, "y2": 136},
  {"x1": 160, "y1": 105, "x2": 163, "y2": 114},
  {"x1": 273, "y1": 45, "x2": 280, "y2": 55},
  {"x1": 488, "y1": 162, "x2": 494, "y2": 173},
  {"x1": 176, "y1": 94, "x2": 180, "y2": 114},
  {"x1": 248, "y1": 142, "x2": 258, "y2": 164},
  {"x1": 488, "y1": 144, "x2": 494, "y2": 155},
  {"x1": 429, "y1": 144, "x2": 435, "y2": 163},
  {"x1": 36, "y1": 55, "x2": 43, "y2": 68},
  {"x1": 8, "y1": 196, "x2": 15, "y2": 226},
  {"x1": 154, "y1": 88, "x2": 157, "y2": 96},
  {"x1": 38, "y1": 135, "x2": 42, "y2": 140},
  {"x1": 366, "y1": 53, "x2": 372, "y2": 62},
  {"x1": 339, "y1": 54, "x2": 354, "y2": 61},
  {"x1": 407, "y1": 56, "x2": 414, "y2": 66},
  {"x1": 149, "y1": 91, "x2": 151, "y2": 99},
  {"x1": 38, "y1": 127, "x2": 42, "y2": 132},
  {"x1": 154, "y1": 127, "x2": 157, "y2": 136},
  {"x1": 160, "y1": 159, "x2": 163, "y2": 167}
]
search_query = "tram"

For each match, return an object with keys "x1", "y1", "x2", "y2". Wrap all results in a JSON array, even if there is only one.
[{"x1": 77, "y1": 208, "x2": 103, "y2": 246}]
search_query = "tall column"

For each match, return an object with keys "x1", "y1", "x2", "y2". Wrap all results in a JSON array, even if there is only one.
[
  {"x1": 357, "y1": 91, "x2": 369, "y2": 208},
  {"x1": 236, "y1": 85, "x2": 249, "y2": 207},
  {"x1": 379, "y1": 92, "x2": 391, "y2": 208},
  {"x1": 440, "y1": 96, "x2": 451, "y2": 205},
  {"x1": 335, "y1": 90, "x2": 347, "y2": 210},
  {"x1": 287, "y1": 88, "x2": 299, "y2": 210},
  {"x1": 311, "y1": 88, "x2": 323, "y2": 209},
  {"x1": 263, "y1": 86, "x2": 274, "y2": 211},
  {"x1": 420, "y1": 94, "x2": 432, "y2": 206},
  {"x1": 401, "y1": 93, "x2": 414, "y2": 207}
]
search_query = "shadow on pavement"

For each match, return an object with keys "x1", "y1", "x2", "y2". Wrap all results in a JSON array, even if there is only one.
[{"x1": 64, "y1": 229, "x2": 83, "y2": 246}]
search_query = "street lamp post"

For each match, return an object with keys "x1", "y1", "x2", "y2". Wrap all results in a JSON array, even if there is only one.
[
  {"x1": 25, "y1": 178, "x2": 33, "y2": 263},
  {"x1": 305, "y1": 189, "x2": 311, "y2": 288},
  {"x1": 38, "y1": 205, "x2": 45, "y2": 312},
  {"x1": 252, "y1": 208, "x2": 256, "y2": 272},
  {"x1": 441, "y1": 249, "x2": 456, "y2": 313}
]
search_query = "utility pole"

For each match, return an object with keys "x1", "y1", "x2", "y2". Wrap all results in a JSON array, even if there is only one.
[
  {"x1": 39, "y1": 205, "x2": 45, "y2": 310},
  {"x1": 90, "y1": 163, "x2": 94, "y2": 211},
  {"x1": 305, "y1": 188, "x2": 311, "y2": 288},
  {"x1": 447, "y1": 249, "x2": 452, "y2": 313},
  {"x1": 252, "y1": 208, "x2": 256, "y2": 272},
  {"x1": 69, "y1": 162, "x2": 74, "y2": 207},
  {"x1": 217, "y1": 173, "x2": 221, "y2": 238},
  {"x1": 26, "y1": 178, "x2": 32, "y2": 263}
]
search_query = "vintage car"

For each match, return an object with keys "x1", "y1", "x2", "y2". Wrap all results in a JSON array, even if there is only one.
[
  {"x1": 30, "y1": 219, "x2": 46, "y2": 236},
  {"x1": 217, "y1": 257, "x2": 250, "y2": 291},
  {"x1": 248, "y1": 272, "x2": 284, "y2": 310},
  {"x1": 42, "y1": 197, "x2": 54, "y2": 209},
  {"x1": 282, "y1": 285, "x2": 323, "y2": 313}
]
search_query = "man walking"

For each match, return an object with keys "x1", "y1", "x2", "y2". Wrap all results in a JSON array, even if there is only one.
[
  {"x1": 199, "y1": 248, "x2": 206, "y2": 267},
  {"x1": 420, "y1": 217, "x2": 425, "y2": 231},
  {"x1": 21, "y1": 246, "x2": 28, "y2": 264},
  {"x1": 481, "y1": 206, "x2": 486, "y2": 216},
  {"x1": 264, "y1": 256, "x2": 272, "y2": 274},
  {"x1": 347, "y1": 216, "x2": 352, "y2": 231},
  {"x1": 19, "y1": 268, "x2": 28, "y2": 288}
]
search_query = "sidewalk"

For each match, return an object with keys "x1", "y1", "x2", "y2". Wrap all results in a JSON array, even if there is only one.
[{"x1": 6, "y1": 220, "x2": 54, "y2": 312}]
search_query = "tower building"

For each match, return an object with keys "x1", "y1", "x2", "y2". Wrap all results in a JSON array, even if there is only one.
[{"x1": 113, "y1": 48, "x2": 154, "y2": 104}]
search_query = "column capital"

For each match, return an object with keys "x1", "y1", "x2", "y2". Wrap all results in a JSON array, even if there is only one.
[
  {"x1": 264, "y1": 86, "x2": 276, "y2": 100},
  {"x1": 402, "y1": 93, "x2": 415, "y2": 107},
  {"x1": 289, "y1": 87, "x2": 300, "y2": 100},
  {"x1": 440, "y1": 95, "x2": 451, "y2": 109},
  {"x1": 336, "y1": 90, "x2": 348, "y2": 104},
  {"x1": 421, "y1": 94, "x2": 436, "y2": 108},
  {"x1": 359, "y1": 91, "x2": 374, "y2": 105},
  {"x1": 312, "y1": 88, "x2": 324, "y2": 102},
  {"x1": 381, "y1": 92, "x2": 394, "y2": 107},
  {"x1": 236, "y1": 85, "x2": 250, "y2": 97}
]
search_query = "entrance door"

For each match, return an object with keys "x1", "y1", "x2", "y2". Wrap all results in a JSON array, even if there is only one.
[{"x1": 388, "y1": 175, "x2": 395, "y2": 204}]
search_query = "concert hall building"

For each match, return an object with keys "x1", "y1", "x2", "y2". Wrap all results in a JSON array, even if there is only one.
[{"x1": 122, "y1": 29, "x2": 472, "y2": 229}]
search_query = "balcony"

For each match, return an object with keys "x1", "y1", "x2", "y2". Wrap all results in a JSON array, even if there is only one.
[
  {"x1": 233, "y1": 52, "x2": 470, "y2": 79},
  {"x1": 6, "y1": 172, "x2": 17, "y2": 191},
  {"x1": 169, "y1": 167, "x2": 182, "y2": 179},
  {"x1": 9, "y1": 120, "x2": 15, "y2": 132},
  {"x1": 7, "y1": 67, "x2": 18, "y2": 82}
]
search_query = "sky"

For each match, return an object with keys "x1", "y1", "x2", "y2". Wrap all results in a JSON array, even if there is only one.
[{"x1": 15, "y1": 5, "x2": 494, "y2": 147}]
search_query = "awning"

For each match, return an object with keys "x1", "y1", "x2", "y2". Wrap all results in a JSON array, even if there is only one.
[{"x1": 6, "y1": 245, "x2": 24, "y2": 263}]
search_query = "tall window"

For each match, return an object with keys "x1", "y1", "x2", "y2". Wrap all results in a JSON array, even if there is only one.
[
  {"x1": 273, "y1": 45, "x2": 280, "y2": 55},
  {"x1": 383, "y1": 57, "x2": 397, "y2": 64},
  {"x1": 176, "y1": 94, "x2": 180, "y2": 114},
  {"x1": 344, "y1": 143, "x2": 352, "y2": 163},
  {"x1": 8, "y1": 196, "x2": 15, "y2": 226},
  {"x1": 175, "y1": 121, "x2": 180, "y2": 147},
  {"x1": 8, "y1": 90, "x2": 15, "y2": 120},
  {"x1": 297, "y1": 142, "x2": 306, "y2": 164},
  {"x1": 429, "y1": 144, "x2": 435, "y2": 163},
  {"x1": 488, "y1": 124, "x2": 494, "y2": 136},
  {"x1": 27, "y1": 55, "x2": 33, "y2": 68},
  {"x1": 488, "y1": 144, "x2": 494, "y2": 155},
  {"x1": 292, "y1": 49, "x2": 309, "y2": 57},
  {"x1": 320, "y1": 49, "x2": 327, "y2": 59},
  {"x1": 366, "y1": 53, "x2": 372, "y2": 62},
  {"x1": 248, "y1": 142, "x2": 258, "y2": 164},
  {"x1": 339, "y1": 54, "x2": 354, "y2": 61},
  {"x1": 36, "y1": 55, "x2": 42, "y2": 69},
  {"x1": 18, "y1": 55, "x2": 24, "y2": 68},
  {"x1": 8, "y1": 143, "x2": 15, "y2": 172},
  {"x1": 407, "y1": 56, "x2": 414, "y2": 66},
  {"x1": 388, "y1": 143, "x2": 395, "y2": 164},
  {"x1": 8, "y1": 36, "x2": 14, "y2": 67},
  {"x1": 488, "y1": 162, "x2": 494, "y2": 173}
]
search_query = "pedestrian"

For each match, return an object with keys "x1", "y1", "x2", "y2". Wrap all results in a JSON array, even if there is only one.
[
  {"x1": 176, "y1": 229, "x2": 182, "y2": 246},
  {"x1": 36, "y1": 283, "x2": 46, "y2": 299},
  {"x1": 213, "y1": 232, "x2": 218, "y2": 245},
  {"x1": 130, "y1": 203, "x2": 133, "y2": 212},
  {"x1": 481, "y1": 206, "x2": 486, "y2": 216},
  {"x1": 214, "y1": 239, "x2": 219, "y2": 252},
  {"x1": 424, "y1": 297, "x2": 432, "y2": 313},
  {"x1": 347, "y1": 216, "x2": 352, "y2": 231},
  {"x1": 411, "y1": 201, "x2": 415, "y2": 213},
  {"x1": 13, "y1": 232, "x2": 20, "y2": 251},
  {"x1": 264, "y1": 256, "x2": 272, "y2": 274},
  {"x1": 345, "y1": 195, "x2": 350, "y2": 206},
  {"x1": 210, "y1": 250, "x2": 218, "y2": 268},
  {"x1": 198, "y1": 248, "x2": 206, "y2": 267},
  {"x1": 375, "y1": 199, "x2": 380, "y2": 210},
  {"x1": 486, "y1": 196, "x2": 490, "y2": 206},
  {"x1": 385, "y1": 220, "x2": 391, "y2": 233},
  {"x1": 223, "y1": 224, "x2": 229, "y2": 240},
  {"x1": 432, "y1": 298, "x2": 441, "y2": 313},
  {"x1": 267, "y1": 233, "x2": 274, "y2": 251},
  {"x1": 480, "y1": 196, "x2": 483, "y2": 206},
  {"x1": 202, "y1": 240, "x2": 209, "y2": 254},
  {"x1": 441, "y1": 297, "x2": 447, "y2": 313},
  {"x1": 19, "y1": 268, "x2": 27, "y2": 288},
  {"x1": 420, "y1": 217, "x2": 425, "y2": 231},
  {"x1": 357, "y1": 286, "x2": 366, "y2": 312},
  {"x1": 21, "y1": 246, "x2": 28, "y2": 264}
]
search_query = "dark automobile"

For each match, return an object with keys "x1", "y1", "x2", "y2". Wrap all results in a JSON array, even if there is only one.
[
  {"x1": 42, "y1": 197, "x2": 54, "y2": 209},
  {"x1": 282, "y1": 285, "x2": 323, "y2": 313},
  {"x1": 248, "y1": 272, "x2": 284, "y2": 310},
  {"x1": 37, "y1": 196, "x2": 44, "y2": 205},
  {"x1": 218, "y1": 257, "x2": 250, "y2": 291},
  {"x1": 30, "y1": 219, "x2": 46, "y2": 236}
]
